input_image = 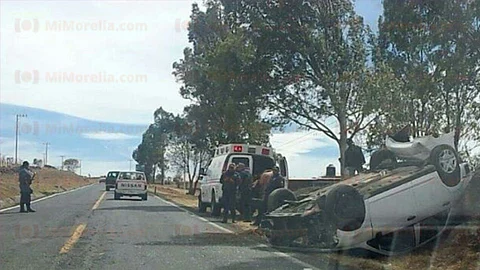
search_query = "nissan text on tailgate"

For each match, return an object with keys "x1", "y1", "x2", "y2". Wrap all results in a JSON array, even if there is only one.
[{"x1": 114, "y1": 171, "x2": 148, "y2": 201}]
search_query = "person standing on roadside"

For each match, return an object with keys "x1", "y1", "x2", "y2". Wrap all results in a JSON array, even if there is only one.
[
  {"x1": 236, "y1": 163, "x2": 253, "y2": 222},
  {"x1": 344, "y1": 139, "x2": 365, "y2": 177},
  {"x1": 220, "y1": 163, "x2": 240, "y2": 223},
  {"x1": 18, "y1": 161, "x2": 36, "y2": 213}
]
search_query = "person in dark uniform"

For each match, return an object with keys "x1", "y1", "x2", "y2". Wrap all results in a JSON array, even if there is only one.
[
  {"x1": 18, "y1": 161, "x2": 36, "y2": 213},
  {"x1": 344, "y1": 139, "x2": 365, "y2": 176},
  {"x1": 236, "y1": 163, "x2": 253, "y2": 222},
  {"x1": 220, "y1": 163, "x2": 240, "y2": 223},
  {"x1": 253, "y1": 166, "x2": 284, "y2": 226}
]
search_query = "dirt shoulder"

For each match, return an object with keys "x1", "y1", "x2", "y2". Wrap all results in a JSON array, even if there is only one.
[
  {"x1": 0, "y1": 167, "x2": 97, "y2": 209},
  {"x1": 150, "y1": 172, "x2": 480, "y2": 270}
]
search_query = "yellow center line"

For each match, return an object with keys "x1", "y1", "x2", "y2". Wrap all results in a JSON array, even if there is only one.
[
  {"x1": 92, "y1": 191, "x2": 107, "y2": 210},
  {"x1": 59, "y1": 223, "x2": 87, "y2": 254},
  {"x1": 59, "y1": 191, "x2": 107, "y2": 254}
]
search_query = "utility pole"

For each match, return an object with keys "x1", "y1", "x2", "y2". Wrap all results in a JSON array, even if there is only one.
[
  {"x1": 43, "y1": 142, "x2": 50, "y2": 165},
  {"x1": 60, "y1": 155, "x2": 65, "y2": 170},
  {"x1": 15, "y1": 114, "x2": 27, "y2": 164}
]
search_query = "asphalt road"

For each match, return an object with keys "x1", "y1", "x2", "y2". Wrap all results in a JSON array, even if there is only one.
[{"x1": 0, "y1": 184, "x2": 357, "y2": 270}]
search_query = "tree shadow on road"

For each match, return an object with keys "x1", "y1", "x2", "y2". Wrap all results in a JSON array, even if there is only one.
[{"x1": 95, "y1": 205, "x2": 184, "y2": 212}]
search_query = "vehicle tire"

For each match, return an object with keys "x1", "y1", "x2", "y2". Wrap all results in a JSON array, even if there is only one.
[
  {"x1": 114, "y1": 192, "x2": 120, "y2": 200},
  {"x1": 430, "y1": 145, "x2": 461, "y2": 187},
  {"x1": 325, "y1": 184, "x2": 365, "y2": 232},
  {"x1": 211, "y1": 191, "x2": 221, "y2": 217},
  {"x1": 198, "y1": 194, "x2": 207, "y2": 213},
  {"x1": 106, "y1": 186, "x2": 110, "y2": 191},
  {"x1": 267, "y1": 188, "x2": 296, "y2": 212},
  {"x1": 370, "y1": 149, "x2": 397, "y2": 171}
]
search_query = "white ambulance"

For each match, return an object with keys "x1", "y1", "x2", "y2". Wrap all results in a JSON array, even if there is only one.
[{"x1": 198, "y1": 144, "x2": 288, "y2": 216}]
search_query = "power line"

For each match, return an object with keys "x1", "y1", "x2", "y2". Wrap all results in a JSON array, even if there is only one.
[
  {"x1": 275, "y1": 118, "x2": 339, "y2": 150},
  {"x1": 276, "y1": 130, "x2": 317, "y2": 149}
]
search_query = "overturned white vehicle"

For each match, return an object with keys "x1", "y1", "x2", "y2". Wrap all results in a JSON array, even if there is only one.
[{"x1": 263, "y1": 132, "x2": 473, "y2": 255}]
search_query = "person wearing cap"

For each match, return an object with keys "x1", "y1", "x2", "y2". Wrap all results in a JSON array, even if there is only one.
[
  {"x1": 344, "y1": 138, "x2": 365, "y2": 177},
  {"x1": 18, "y1": 161, "x2": 36, "y2": 213},
  {"x1": 220, "y1": 163, "x2": 240, "y2": 223},
  {"x1": 236, "y1": 163, "x2": 253, "y2": 222}
]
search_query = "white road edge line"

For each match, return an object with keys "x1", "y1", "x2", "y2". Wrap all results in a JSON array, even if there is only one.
[
  {"x1": 151, "y1": 193, "x2": 233, "y2": 234},
  {"x1": 151, "y1": 193, "x2": 319, "y2": 270},
  {"x1": 0, "y1": 183, "x2": 96, "y2": 213}
]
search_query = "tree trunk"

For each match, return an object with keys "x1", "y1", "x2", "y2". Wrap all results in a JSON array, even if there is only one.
[
  {"x1": 188, "y1": 179, "x2": 194, "y2": 194},
  {"x1": 161, "y1": 165, "x2": 165, "y2": 185},
  {"x1": 338, "y1": 109, "x2": 347, "y2": 179},
  {"x1": 152, "y1": 165, "x2": 157, "y2": 184},
  {"x1": 144, "y1": 163, "x2": 153, "y2": 183}
]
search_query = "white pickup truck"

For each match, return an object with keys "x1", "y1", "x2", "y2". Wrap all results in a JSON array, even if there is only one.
[{"x1": 114, "y1": 171, "x2": 148, "y2": 201}]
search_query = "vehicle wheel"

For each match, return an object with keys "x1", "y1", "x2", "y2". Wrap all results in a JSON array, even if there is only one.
[
  {"x1": 430, "y1": 145, "x2": 461, "y2": 187},
  {"x1": 325, "y1": 185, "x2": 365, "y2": 232},
  {"x1": 267, "y1": 188, "x2": 296, "y2": 212},
  {"x1": 106, "y1": 186, "x2": 110, "y2": 191},
  {"x1": 370, "y1": 149, "x2": 397, "y2": 171},
  {"x1": 198, "y1": 194, "x2": 207, "y2": 213},
  {"x1": 211, "y1": 191, "x2": 221, "y2": 217},
  {"x1": 114, "y1": 192, "x2": 120, "y2": 200}
]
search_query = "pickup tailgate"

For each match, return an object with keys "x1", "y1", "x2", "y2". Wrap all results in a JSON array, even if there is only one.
[{"x1": 116, "y1": 180, "x2": 146, "y2": 192}]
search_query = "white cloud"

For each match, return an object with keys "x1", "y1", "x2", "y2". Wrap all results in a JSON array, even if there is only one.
[
  {"x1": 270, "y1": 131, "x2": 339, "y2": 178},
  {"x1": 287, "y1": 155, "x2": 340, "y2": 178},
  {"x1": 0, "y1": 137, "x2": 43, "y2": 156},
  {"x1": 81, "y1": 131, "x2": 137, "y2": 140},
  {"x1": 270, "y1": 131, "x2": 332, "y2": 157}
]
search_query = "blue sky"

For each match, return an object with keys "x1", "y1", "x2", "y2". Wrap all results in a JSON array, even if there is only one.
[{"x1": 0, "y1": 1, "x2": 383, "y2": 176}]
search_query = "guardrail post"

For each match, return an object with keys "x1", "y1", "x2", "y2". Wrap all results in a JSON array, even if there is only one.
[{"x1": 154, "y1": 186, "x2": 157, "y2": 195}]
